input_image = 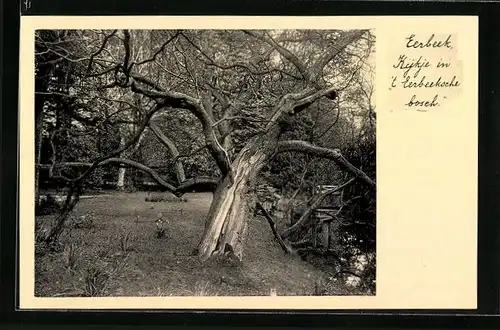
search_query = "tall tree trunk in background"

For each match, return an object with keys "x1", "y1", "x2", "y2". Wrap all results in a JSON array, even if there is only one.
[
  {"x1": 35, "y1": 31, "x2": 55, "y2": 206},
  {"x1": 149, "y1": 122, "x2": 186, "y2": 184},
  {"x1": 117, "y1": 168, "x2": 126, "y2": 190},
  {"x1": 116, "y1": 128, "x2": 127, "y2": 191},
  {"x1": 34, "y1": 102, "x2": 45, "y2": 206},
  {"x1": 35, "y1": 66, "x2": 51, "y2": 206}
]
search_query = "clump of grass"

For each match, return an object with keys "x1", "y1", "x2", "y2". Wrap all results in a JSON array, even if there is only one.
[
  {"x1": 188, "y1": 281, "x2": 220, "y2": 296},
  {"x1": 82, "y1": 256, "x2": 129, "y2": 297},
  {"x1": 71, "y1": 212, "x2": 97, "y2": 229},
  {"x1": 83, "y1": 266, "x2": 110, "y2": 296},
  {"x1": 97, "y1": 235, "x2": 113, "y2": 258},
  {"x1": 34, "y1": 218, "x2": 53, "y2": 246},
  {"x1": 118, "y1": 229, "x2": 134, "y2": 252},
  {"x1": 62, "y1": 243, "x2": 81, "y2": 273}
]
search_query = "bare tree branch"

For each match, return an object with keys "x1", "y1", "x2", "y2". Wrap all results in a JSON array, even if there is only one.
[
  {"x1": 122, "y1": 29, "x2": 132, "y2": 73},
  {"x1": 38, "y1": 157, "x2": 177, "y2": 192},
  {"x1": 211, "y1": 116, "x2": 271, "y2": 127},
  {"x1": 275, "y1": 140, "x2": 375, "y2": 188},
  {"x1": 310, "y1": 30, "x2": 368, "y2": 81},
  {"x1": 86, "y1": 30, "x2": 118, "y2": 75},
  {"x1": 38, "y1": 160, "x2": 220, "y2": 197},
  {"x1": 134, "y1": 31, "x2": 180, "y2": 66},
  {"x1": 68, "y1": 103, "x2": 164, "y2": 183},
  {"x1": 128, "y1": 73, "x2": 232, "y2": 176},
  {"x1": 244, "y1": 30, "x2": 309, "y2": 81},
  {"x1": 180, "y1": 32, "x2": 299, "y2": 79},
  {"x1": 290, "y1": 86, "x2": 339, "y2": 115}
]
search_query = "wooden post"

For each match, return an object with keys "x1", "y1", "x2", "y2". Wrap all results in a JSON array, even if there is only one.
[
  {"x1": 313, "y1": 213, "x2": 318, "y2": 249},
  {"x1": 327, "y1": 220, "x2": 333, "y2": 250},
  {"x1": 321, "y1": 221, "x2": 329, "y2": 249}
]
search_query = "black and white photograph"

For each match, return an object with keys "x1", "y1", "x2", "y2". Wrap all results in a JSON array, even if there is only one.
[{"x1": 33, "y1": 28, "x2": 376, "y2": 298}]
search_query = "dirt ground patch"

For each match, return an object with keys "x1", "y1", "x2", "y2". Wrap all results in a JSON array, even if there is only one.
[{"x1": 35, "y1": 192, "x2": 356, "y2": 297}]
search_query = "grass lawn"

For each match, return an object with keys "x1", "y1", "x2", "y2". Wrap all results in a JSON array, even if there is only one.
[{"x1": 35, "y1": 191, "x2": 359, "y2": 297}]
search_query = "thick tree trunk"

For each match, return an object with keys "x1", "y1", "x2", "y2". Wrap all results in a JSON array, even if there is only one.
[
  {"x1": 195, "y1": 174, "x2": 252, "y2": 261},
  {"x1": 196, "y1": 134, "x2": 276, "y2": 261}
]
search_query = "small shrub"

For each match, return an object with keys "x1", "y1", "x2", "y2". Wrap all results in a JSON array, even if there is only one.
[
  {"x1": 156, "y1": 228, "x2": 166, "y2": 239},
  {"x1": 124, "y1": 185, "x2": 137, "y2": 193},
  {"x1": 133, "y1": 208, "x2": 141, "y2": 225},
  {"x1": 357, "y1": 254, "x2": 376, "y2": 294},
  {"x1": 36, "y1": 195, "x2": 60, "y2": 216},
  {"x1": 155, "y1": 213, "x2": 169, "y2": 239},
  {"x1": 145, "y1": 192, "x2": 187, "y2": 203}
]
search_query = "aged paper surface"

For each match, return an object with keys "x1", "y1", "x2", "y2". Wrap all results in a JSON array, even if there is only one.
[{"x1": 19, "y1": 16, "x2": 478, "y2": 309}]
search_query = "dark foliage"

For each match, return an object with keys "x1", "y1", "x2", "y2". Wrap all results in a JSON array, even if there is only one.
[
  {"x1": 36, "y1": 194, "x2": 60, "y2": 216},
  {"x1": 339, "y1": 136, "x2": 376, "y2": 254}
]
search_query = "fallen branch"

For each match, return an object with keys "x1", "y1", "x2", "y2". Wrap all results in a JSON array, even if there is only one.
[{"x1": 256, "y1": 202, "x2": 294, "y2": 255}]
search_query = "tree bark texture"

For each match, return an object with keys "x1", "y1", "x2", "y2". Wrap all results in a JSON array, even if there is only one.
[{"x1": 196, "y1": 132, "x2": 278, "y2": 261}]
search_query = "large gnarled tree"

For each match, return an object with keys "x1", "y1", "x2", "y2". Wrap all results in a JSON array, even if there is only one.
[{"x1": 36, "y1": 29, "x2": 375, "y2": 261}]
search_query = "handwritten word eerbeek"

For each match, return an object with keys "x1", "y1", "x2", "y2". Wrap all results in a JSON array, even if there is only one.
[{"x1": 406, "y1": 34, "x2": 453, "y2": 49}]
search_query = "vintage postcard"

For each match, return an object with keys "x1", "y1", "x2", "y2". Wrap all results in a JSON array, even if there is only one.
[{"x1": 19, "y1": 15, "x2": 477, "y2": 309}]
